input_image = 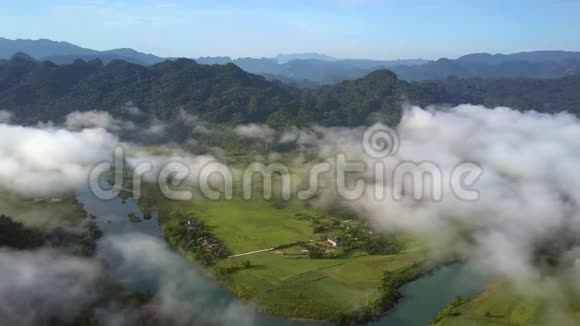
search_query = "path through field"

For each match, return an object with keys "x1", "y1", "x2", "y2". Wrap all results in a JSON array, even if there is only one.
[{"x1": 229, "y1": 248, "x2": 274, "y2": 258}]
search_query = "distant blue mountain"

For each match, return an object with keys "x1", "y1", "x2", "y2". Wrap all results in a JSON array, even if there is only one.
[
  {"x1": 457, "y1": 51, "x2": 580, "y2": 65},
  {"x1": 2, "y1": 37, "x2": 579, "y2": 85},
  {"x1": 0, "y1": 37, "x2": 97, "y2": 58},
  {"x1": 195, "y1": 55, "x2": 430, "y2": 85},
  {"x1": 0, "y1": 37, "x2": 164, "y2": 65},
  {"x1": 275, "y1": 53, "x2": 337, "y2": 63}
]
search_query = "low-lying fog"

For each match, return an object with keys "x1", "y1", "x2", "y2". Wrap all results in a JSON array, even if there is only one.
[{"x1": 3, "y1": 104, "x2": 580, "y2": 324}]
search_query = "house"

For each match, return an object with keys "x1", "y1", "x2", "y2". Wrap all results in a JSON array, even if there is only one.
[{"x1": 326, "y1": 239, "x2": 337, "y2": 247}]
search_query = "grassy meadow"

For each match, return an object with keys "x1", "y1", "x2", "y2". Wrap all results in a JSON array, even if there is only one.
[
  {"x1": 0, "y1": 190, "x2": 85, "y2": 228},
  {"x1": 435, "y1": 280, "x2": 580, "y2": 325},
  {"x1": 144, "y1": 184, "x2": 429, "y2": 320}
]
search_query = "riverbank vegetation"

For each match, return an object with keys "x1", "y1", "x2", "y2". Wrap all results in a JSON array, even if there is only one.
[
  {"x1": 77, "y1": 221, "x2": 103, "y2": 256},
  {"x1": 336, "y1": 263, "x2": 426, "y2": 325},
  {"x1": 0, "y1": 190, "x2": 86, "y2": 229},
  {"x1": 0, "y1": 190, "x2": 104, "y2": 257},
  {"x1": 432, "y1": 280, "x2": 580, "y2": 325},
  {"x1": 0, "y1": 214, "x2": 46, "y2": 248},
  {"x1": 128, "y1": 212, "x2": 142, "y2": 223},
  {"x1": 139, "y1": 183, "x2": 430, "y2": 321},
  {"x1": 162, "y1": 211, "x2": 230, "y2": 266}
]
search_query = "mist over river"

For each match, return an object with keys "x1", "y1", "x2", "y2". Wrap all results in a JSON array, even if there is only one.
[{"x1": 76, "y1": 185, "x2": 486, "y2": 326}]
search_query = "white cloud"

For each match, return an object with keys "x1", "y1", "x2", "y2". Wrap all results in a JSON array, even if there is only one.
[
  {"x1": 65, "y1": 110, "x2": 120, "y2": 131},
  {"x1": 125, "y1": 105, "x2": 144, "y2": 116},
  {"x1": 297, "y1": 104, "x2": 580, "y2": 301},
  {"x1": 234, "y1": 124, "x2": 275, "y2": 142},
  {"x1": 0, "y1": 111, "x2": 13, "y2": 124},
  {"x1": 0, "y1": 123, "x2": 118, "y2": 197},
  {"x1": 177, "y1": 108, "x2": 199, "y2": 126},
  {"x1": 0, "y1": 249, "x2": 102, "y2": 326},
  {"x1": 99, "y1": 234, "x2": 255, "y2": 326}
]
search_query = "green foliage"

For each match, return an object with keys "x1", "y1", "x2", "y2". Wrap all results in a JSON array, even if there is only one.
[
  {"x1": 432, "y1": 296, "x2": 467, "y2": 324},
  {"x1": 4, "y1": 55, "x2": 579, "y2": 130},
  {"x1": 77, "y1": 221, "x2": 103, "y2": 257},
  {"x1": 127, "y1": 212, "x2": 142, "y2": 223},
  {"x1": 163, "y1": 212, "x2": 230, "y2": 266},
  {"x1": 0, "y1": 213, "x2": 102, "y2": 257},
  {"x1": 0, "y1": 214, "x2": 45, "y2": 249},
  {"x1": 216, "y1": 260, "x2": 253, "y2": 279},
  {"x1": 189, "y1": 124, "x2": 271, "y2": 154},
  {"x1": 0, "y1": 56, "x2": 428, "y2": 128},
  {"x1": 364, "y1": 234, "x2": 405, "y2": 255},
  {"x1": 339, "y1": 223, "x2": 405, "y2": 256},
  {"x1": 273, "y1": 241, "x2": 305, "y2": 250},
  {"x1": 336, "y1": 263, "x2": 425, "y2": 325},
  {"x1": 304, "y1": 244, "x2": 324, "y2": 259},
  {"x1": 421, "y1": 76, "x2": 580, "y2": 114},
  {"x1": 391, "y1": 58, "x2": 580, "y2": 81}
]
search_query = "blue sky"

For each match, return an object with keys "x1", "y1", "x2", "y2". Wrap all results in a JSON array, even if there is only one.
[{"x1": 1, "y1": 0, "x2": 580, "y2": 59}]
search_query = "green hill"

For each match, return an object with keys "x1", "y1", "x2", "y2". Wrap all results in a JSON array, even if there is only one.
[{"x1": 1, "y1": 53, "x2": 580, "y2": 128}]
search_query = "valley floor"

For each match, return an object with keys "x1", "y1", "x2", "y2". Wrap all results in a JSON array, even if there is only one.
[
  {"x1": 435, "y1": 280, "x2": 580, "y2": 325},
  {"x1": 142, "y1": 192, "x2": 430, "y2": 320}
]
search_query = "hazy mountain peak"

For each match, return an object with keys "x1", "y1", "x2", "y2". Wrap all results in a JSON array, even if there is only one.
[
  {"x1": 87, "y1": 58, "x2": 104, "y2": 67},
  {"x1": 275, "y1": 53, "x2": 337, "y2": 63},
  {"x1": 0, "y1": 37, "x2": 164, "y2": 66},
  {"x1": 103, "y1": 48, "x2": 164, "y2": 65},
  {"x1": 10, "y1": 51, "x2": 36, "y2": 62},
  {"x1": 457, "y1": 50, "x2": 580, "y2": 65},
  {"x1": 363, "y1": 69, "x2": 398, "y2": 81}
]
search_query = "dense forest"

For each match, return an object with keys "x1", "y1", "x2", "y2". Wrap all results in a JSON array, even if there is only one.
[
  {"x1": 0, "y1": 214, "x2": 102, "y2": 256},
  {"x1": 1, "y1": 53, "x2": 580, "y2": 128}
]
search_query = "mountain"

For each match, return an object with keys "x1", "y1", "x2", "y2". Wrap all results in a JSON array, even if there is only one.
[
  {"x1": 44, "y1": 53, "x2": 151, "y2": 65},
  {"x1": 1, "y1": 51, "x2": 580, "y2": 129},
  {"x1": 196, "y1": 53, "x2": 580, "y2": 85},
  {"x1": 0, "y1": 37, "x2": 97, "y2": 58},
  {"x1": 384, "y1": 50, "x2": 580, "y2": 81},
  {"x1": 195, "y1": 56, "x2": 233, "y2": 65},
  {"x1": 457, "y1": 51, "x2": 580, "y2": 65},
  {"x1": 275, "y1": 53, "x2": 337, "y2": 63},
  {"x1": 101, "y1": 48, "x2": 164, "y2": 65},
  {"x1": 422, "y1": 75, "x2": 580, "y2": 114},
  {"x1": 0, "y1": 52, "x2": 428, "y2": 127},
  {"x1": 389, "y1": 57, "x2": 580, "y2": 81},
  {"x1": 0, "y1": 53, "x2": 300, "y2": 125},
  {"x1": 3, "y1": 37, "x2": 580, "y2": 85},
  {"x1": 0, "y1": 37, "x2": 164, "y2": 65},
  {"x1": 196, "y1": 56, "x2": 430, "y2": 85}
]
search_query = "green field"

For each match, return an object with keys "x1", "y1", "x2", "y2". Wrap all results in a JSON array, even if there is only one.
[
  {"x1": 222, "y1": 246, "x2": 425, "y2": 319},
  {"x1": 435, "y1": 280, "x2": 580, "y2": 325},
  {"x1": 132, "y1": 151, "x2": 435, "y2": 320},
  {"x1": 0, "y1": 190, "x2": 85, "y2": 228},
  {"x1": 171, "y1": 198, "x2": 313, "y2": 253},
  {"x1": 149, "y1": 192, "x2": 429, "y2": 320}
]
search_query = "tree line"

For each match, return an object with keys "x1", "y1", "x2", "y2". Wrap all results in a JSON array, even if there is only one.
[{"x1": 2, "y1": 53, "x2": 579, "y2": 129}]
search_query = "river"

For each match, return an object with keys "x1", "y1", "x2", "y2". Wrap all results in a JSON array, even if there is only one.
[
  {"x1": 371, "y1": 264, "x2": 487, "y2": 325},
  {"x1": 76, "y1": 187, "x2": 486, "y2": 326}
]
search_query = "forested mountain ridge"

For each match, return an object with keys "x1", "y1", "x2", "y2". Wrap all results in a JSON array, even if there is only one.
[
  {"x1": 456, "y1": 51, "x2": 580, "y2": 65},
  {"x1": 3, "y1": 38, "x2": 580, "y2": 86},
  {"x1": 1, "y1": 53, "x2": 580, "y2": 128},
  {"x1": 423, "y1": 76, "x2": 580, "y2": 114},
  {"x1": 197, "y1": 56, "x2": 430, "y2": 86},
  {"x1": 201, "y1": 54, "x2": 580, "y2": 85},
  {"x1": 391, "y1": 57, "x2": 580, "y2": 81},
  {"x1": 0, "y1": 54, "x2": 424, "y2": 127}
]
